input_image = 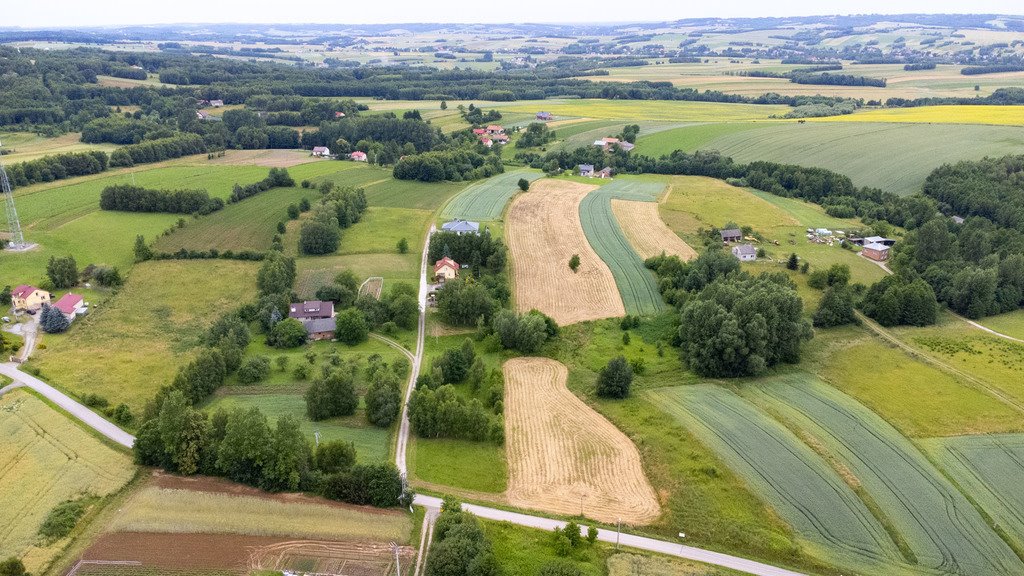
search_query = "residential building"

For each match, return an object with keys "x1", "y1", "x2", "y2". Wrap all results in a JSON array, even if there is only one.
[
  {"x1": 951, "y1": 215, "x2": 965, "y2": 225},
  {"x1": 334, "y1": 111, "x2": 346, "y2": 118},
  {"x1": 303, "y1": 318, "x2": 337, "y2": 341},
  {"x1": 492, "y1": 134, "x2": 509, "y2": 144},
  {"x1": 472, "y1": 128, "x2": 487, "y2": 136},
  {"x1": 863, "y1": 235, "x2": 895, "y2": 247},
  {"x1": 11, "y1": 285, "x2": 51, "y2": 311},
  {"x1": 594, "y1": 137, "x2": 635, "y2": 152},
  {"x1": 536, "y1": 111, "x2": 553, "y2": 121},
  {"x1": 486, "y1": 125, "x2": 505, "y2": 135},
  {"x1": 732, "y1": 244, "x2": 757, "y2": 261},
  {"x1": 720, "y1": 228, "x2": 742, "y2": 243},
  {"x1": 53, "y1": 293, "x2": 86, "y2": 321},
  {"x1": 862, "y1": 242, "x2": 890, "y2": 262},
  {"x1": 209, "y1": 99, "x2": 224, "y2": 107},
  {"x1": 596, "y1": 167, "x2": 613, "y2": 179},
  {"x1": 350, "y1": 151, "x2": 368, "y2": 162},
  {"x1": 579, "y1": 164, "x2": 595, "y2": 177},
  {"x1": 434, "y1": 257, "x2": 460, "y2": 282},
  {"x1": 289, "y1": 300, "x2": 335, "y2": 320},
  {"x1": 480, "y1": 137, "x2": 493, "y2": 148},
  {"x1": 441, "y1": 219, "x2": 480, "y2": 235},
  {"x1": 196, "y1": 110, "x2": 210, "y2": 120},
  {"x1": 312, "y1": 146, "x2": 331, "y2": 157}
]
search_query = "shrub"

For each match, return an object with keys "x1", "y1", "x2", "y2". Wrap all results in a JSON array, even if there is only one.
[
  {"x1": 596, "y1": 356, "x2": 632, "y2": 399},
  {"x1": 334, "y1": 307, "x2": 368, "y2": 345},
  {"x1": 267, "y1": 317, "x2": 308, "y2": 348},
  {"x1": 38, "y1": 499, "x2": 86, "y2": 541},
  {"x1": 237, "y1": 356, "x2": 271, "y2": 384}
]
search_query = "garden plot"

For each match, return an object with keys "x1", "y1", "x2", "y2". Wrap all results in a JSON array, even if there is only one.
[
  {"x1": 752, "y1": 377, "x2": 1024, "y2": 576},
  {"x1": 503, "y1": 358, "x2": 660, "y2": 524},
  {"x1": 611, "y1": 199, "x2": 697, "y2": 261},
  {"x1": 647, "y1": 385, "x2": 905, "y2": 575}
]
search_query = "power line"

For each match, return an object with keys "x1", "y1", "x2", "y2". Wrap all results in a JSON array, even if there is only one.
[{"x1": 1, "y1": 164, "x2": 27, "y2": 248}]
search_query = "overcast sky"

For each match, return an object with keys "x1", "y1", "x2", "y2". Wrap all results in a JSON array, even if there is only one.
[{"x1": 4, "y1": 0, "x2": 1023, "y2": 28}]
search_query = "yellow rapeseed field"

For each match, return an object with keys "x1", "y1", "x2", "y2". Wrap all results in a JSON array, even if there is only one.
[{"x1": 811, "y1": 105, "x2": 1024, "y2": 126}]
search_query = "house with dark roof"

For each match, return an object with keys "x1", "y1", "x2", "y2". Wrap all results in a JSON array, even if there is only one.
[
  {"x1": 731, "y1": 244, "x2": 757, "y2": 261},
  {"x1": 579, "y1": 164, "x2": 595, "y2": 177},
  {"x1": 441, "y1": 219, "x2": 480, "y2": 235},
  {"x1": 53, "y1": 293, "x2": 86, "y2": 321},
  {"x1": 720, "y1": 228, "x2": 742, "y2": 243},
  {"x1": 596, "y1": 167, "x2": 613, "y2": 179},
  {"x1": 289, "y1": 300, "x2": 335, "y2": 320},
  {"x1": 536, "y1": 112, "x2": 553, "y2": 121},
  {"x1": 11, "y1": 285, "x2": 50, "y2": 311},
  {"x1": 303, "y1": 317, "x2": 337, "y2": 341}
]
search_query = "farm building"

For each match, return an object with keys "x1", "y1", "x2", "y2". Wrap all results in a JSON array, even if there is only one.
[
  {"x1": 720, "y1": 228, "x2": 742, "y2": 243},
  {"x1": 815, "y1": 228, "x2": 832, "y2": 236},
  {"x1": 209, "y1": 100, "x2": 224, "y2": 107},
  {"x1": 579, "y1": 164, "x2": 595, "y2": 177},
  {"x1": 350, "y1": 151, "x2": 367, "y2": 162},
  {"x1": 493, "y1": 134, "x2": 509, "y2": 144},
  {"x1": 441, "y1": 219, "x2": 480, "y2": 235},
  {"x1": 303, "y1": 317, "x2": 337, "y2": 341},
  {"x1": 289, "y1": 300, "x2": 335, "y2": 320},
  {"x1": 480, "y1": 137, "x2": 493, "y2": 148},
  {"x1": 864, "y1": 236, "x2": 895, "y2": 246},
  {"x1": 472, "y1": 128, "x2": 487, "y2": 135},
  {"x1": 951, "y1": 215, "x2": 965, "y2": 225},
  {"x1": 11, "y1": 285, "x2": 51, "y2": 312},
  {"x1": 434, "y1": 257, "x2": 460, "y2": 282},
  {"x1": 334, "y1": 111, "x2": 346, "y2": 118},
  {"x1": 196, "y1": 110, "x2": 210, "y2": 120},
  {"x1": 596, "y1": 167, "x2": 613, "y2": 179},
  {"x1": 53, "y1": 293, "x2": 87, "y2": 321},
  {"x1": 862, "y1": 242, "x2": 890, "y2": 262},
  {"x1": 536, "y1": 111, "x2": 553, "y2": 120},
  {"x1": 594, "y1": 137, "x2": 635, "y2": 152},
  {"x1": 312, "y1": 146, "x2": 331, "y2": 157},
  {"x1": 732, "y1": 244, "x2": 757, "y2": 261},
  {"x1": 486, "y1": 125, "x2": 505, "y2": 135}
]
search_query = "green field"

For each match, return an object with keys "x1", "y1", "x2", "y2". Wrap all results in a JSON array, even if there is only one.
[
  {"x1": 751, "y1": 377, "x2": 1024, "y2": 576},
  {"x1": 637, "y1": 122, "x2": 1024, "y2": 196},
  {"x1": 295, "y1": 253, "x2": 419, "y2": 299},
  {"x1": 338, "y1": 206, "x2": 432, "y2": 256},
  {"x1": 647, "y1": 384, "x2": 903, "y2": 575},
  {"x1": 578, "y1": 179, "x2": 667, "y2": 316},
  {"x1": 923, "y1": 434, "x2": 1024, "y2": 552},
  {"x1": 29, "y1": 260, "x2": 259, "y2": 420},
  {"x1": 441, "y1": 169, "x2": 543, "y2": 221},
  {"x1": 977, "y1": 310, "x2": 1024, "y2": 340},
  {"x1": 364, "y1": 176, "x2": 469, "y2": 210},
  {"x1": 410, "y1": 437, "x2": 507, "y2": 493}
]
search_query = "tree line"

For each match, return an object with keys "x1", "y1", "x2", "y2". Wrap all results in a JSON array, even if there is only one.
[{"x1": 100, "y1": 184, "x2": 223, "y2": 215}]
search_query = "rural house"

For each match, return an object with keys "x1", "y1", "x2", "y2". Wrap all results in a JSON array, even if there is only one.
[
  {"x1": 536, "y1": 111, "x2": 553, "y2": 120},
  {"x1": 434, "y1": 257, "x2": 460, "y2": 282},
  {"x1": 596, "y1": 167, "x2": 613, "y2": 179},
  {"x1": 312, "y1": 146, "x2": 331, "y2": 157},
  {"x1": 480, "y1": 137, "x2": 493, "y2": 148},
  {"x1": 350, "y1": 151, "x2": 367, "y2": 162},
  {"x1": 289, "y1": 300, "x2": 335, "y2": 320},
  {"x1": 209, "y1": 99, "x2": 224, "y2": 107},
  {"x1": 492, "y1": 133, "x2": 509, "y2": 144},
  {"x1": 579, "y1": 164, "x2": 595, "y2": 177},
  {"x1": 303, "y1": 317, "x2": 337, "y2": 341},
  {"x1": 472, "y1": 128, "x2": 487, "y2": 136},
  {"x1": 594, "y1": 137, "x2": 635, "y2": 152},
  {"x1": 441, "y1": 219, "x2": 480, "y2": 235},
  {"x1": 951, "y1": 215, "x2": 965, "y2": 225},
  {"x1": 53, "y1": 293, "x2": 87, "y2": 321},
  {"x1": 11, "y1": 285, "x2": 51, "y2": 312},
  {"x1": 334, "y1": 111, "x2": 346, "y2": 118},
  {"x1": 720, "y1": 228, "x2": 742, "y2": 243},
  {"x1": 864, "y1": 235, "x2": 896, "y2": 247},
  {"x1": 732, "y1": 244, "x2": 757, "y2": 261},
  {"x1": 486, "y1": 125, "x2": 505, "y2": 135},
  {"x1": 196, "y1": 110, "x2": 210, "y2": 120},
  {"x1": 862, "y1": 242, "x2": 890, "y2": 262}
]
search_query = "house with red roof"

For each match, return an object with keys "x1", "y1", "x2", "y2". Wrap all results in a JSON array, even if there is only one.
[
  {"x1": 434, "y1": 257, "x2": 460, "y2": 282},
  {"x1": 480, "y1": 137, "x2": 493, "y2": 148},
  {"x1": 486, "y1": 125, "x2": 504, "y2": 135},
  {"x1": 11, "y1": 285, "x2": 50, "y2": 312},
  {"x1": 350, "y1": 151, "x2": 367, "y2": 162},
  {"x1": 53, "y1": 293, "x2": 86, "y2": 321},
  {"x1": 335, "y1": 111, "x2": 347, "y2": 118},
  {"x1": 472, "y1": 128, "x2": 487, "y2": 136}
]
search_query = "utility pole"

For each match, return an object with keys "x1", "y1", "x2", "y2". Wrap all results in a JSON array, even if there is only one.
[
  {"x1": 314, "y1": 430, "x2": 321, "y2": 447},
  {"x1": 390, "y1": 541, "x2": 401, "y2": 576},
  {"x1": 1, "y1": 164, "x2": 26, "y2": 249}
]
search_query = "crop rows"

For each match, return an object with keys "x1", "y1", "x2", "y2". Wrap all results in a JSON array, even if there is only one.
[
  {"x1": 647, "y1": 385, "x2": 904, "y2": 575},
  {"x1": 441, "y1": 169, "x2": 543, "y2": 221},
  {"x1": 753, "y1": 377, "x2": 1024, "y2": 576}
]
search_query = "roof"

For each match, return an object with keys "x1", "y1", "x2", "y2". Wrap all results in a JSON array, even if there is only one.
[
  {"x1": 53, "y1": 293, "x2": 84, "y2": 315},
  {"x1": 350, "y1": 151, "x2": 367, "y2": 158},
  {"x1": 579, "y1": 164, "x2": 595, "y2": 171},
  {"x1": 12, "y1": 285, "x2": 38, "y2": 299},
  {"x1": 312, "y1": 146, "x2": 330, "y2": 153},
  {"x1": 864, "y1": 236, "x2": 893, "y2": 244},
  {"x1": 441, "y1": 219, "x2": 480, "y2": 233},
  {"x1": 289, "y1": 300, "x2": 334, "y2": 319},
  {"x1": 435, "y1": 257, "x2": 459, "y2": 271},
  {"x1": 720, "y1": 228, "x2": 742, "y2": 238},
  {"x1": 486, "y1": 124, "x2": 503, "y2": 131},
  {"x1": 303, "y1": 317, "x2": 336, "y2": 334},
  {"x1": 597, "y1": 167, "x2": 612, "y2": 174},
  {"x1": 863, "y1": 242, "x2": 890, "y2": 252},
  {"x1": 472, "y1": 128, "x2": 487, "y2": 134},
  {"x1": 732, "y1": 244, "x2": 757, "y2": 256}
]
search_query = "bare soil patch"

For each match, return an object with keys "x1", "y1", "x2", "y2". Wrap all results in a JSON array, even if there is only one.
[
  {"x1": 359, "y1": 277, "x2": 384, "y2": 300},
  {"x1": 503, "y1": 357, "x2": 660, "y2": 525},
  {"x1": 506, "y1": 179, "x2": 624, "y2": 325},
  {"x1": 611, "y1": 199, "x2": 697, "y2": 261}
]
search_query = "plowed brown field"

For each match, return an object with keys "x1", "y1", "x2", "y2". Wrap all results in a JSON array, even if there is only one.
[
  {"x1": 611, "y1": 199, "x2": 698, "y2": 261},
  {"x1": 503, "y1": 357, "x2": 660, "y2": 525},
  {"x1": 506, "y1": 179, "x2": 624, "y2": 325}
]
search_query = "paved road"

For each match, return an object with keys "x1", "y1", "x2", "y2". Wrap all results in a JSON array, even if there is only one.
[{"x1": 0, "y1": 362, "x2": 135, "y2": 448}]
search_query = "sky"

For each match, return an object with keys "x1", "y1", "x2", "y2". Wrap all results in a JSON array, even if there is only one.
[{"x1": 4, "y1": 0, "x2": 1023, "y2": 28}]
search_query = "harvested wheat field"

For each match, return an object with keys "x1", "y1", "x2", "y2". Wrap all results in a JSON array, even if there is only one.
[
  {"x1": 503, "y1": 358, "x2": 660, "y2": 524},
  {"x1": 611, "y1": 199, "x2": 697, "y2": 261},
  {"x1": 506, "y1": 179, "x2": 624, "y2": 325}
]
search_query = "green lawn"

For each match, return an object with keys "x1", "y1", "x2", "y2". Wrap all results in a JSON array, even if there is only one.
[
  {"x1": 363, "y1": 177, "x2": 469, "y2": 211},
  {"x1": 338, "y1": 207, "x2": 432, "y2": 256},
  {"x1": 484, "y1": 519, "x2": 608, "y2": 576},
  {"x1": 411, "y1": 438, "x2": 507, "y2": 493},
  {"x1": 295, "y1": 253, "x2": 419, "y2": 299},
  {"x1": 977, "y1": 309, "x2": 1024, "y2": 340}
]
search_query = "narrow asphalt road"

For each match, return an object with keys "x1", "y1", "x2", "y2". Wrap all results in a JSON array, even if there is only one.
[{"x1": 0, "y1": 362, "x2": 135, "y2": 448}]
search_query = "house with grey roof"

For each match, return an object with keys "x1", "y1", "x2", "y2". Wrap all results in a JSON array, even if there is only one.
[
  {"x1": 731, "y1": 244, "x2": 757, "y2": 261},
  {"x1": 441, "y1": 219, "x2": 480, "y2": 235},
  {"x1": 720, "y1": 228, "x2": 742, "y2": 243},
  {"x1": 303, "y1": 317, "x2": 337, "y2": 341},
  {"x1": 579, "y1": 164, "x2": 595, "y2": 177}
]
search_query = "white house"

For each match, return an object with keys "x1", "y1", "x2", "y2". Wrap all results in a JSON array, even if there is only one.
[
  {"x1": 350, "y1": 151, "x2": 368, "y2": 162},
  {"x1": 732, "y1": 244, "x2": 757, "y2": 262},
  {"x1": 312, "y1": 146, "x2": 331, "y2": 157},
  {"x1": 53, "y1": 293, "x2": 87, "y2": 321}
]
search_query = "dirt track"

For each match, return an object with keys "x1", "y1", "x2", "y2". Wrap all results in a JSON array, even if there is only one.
[
  {"x1": 611, "y1": 199, "x2": 698, "y2": 261},
  {"x1": 506, "y1": 179, "x2": 624, "y2": 325},
  {"x1": 503, "y1": 357, "x2": 660, "y2": 525}
]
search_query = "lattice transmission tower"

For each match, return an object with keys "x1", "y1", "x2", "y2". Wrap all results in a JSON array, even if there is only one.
[{"x1": 1, "y1": 163, "x2": 27, "y2": 248}]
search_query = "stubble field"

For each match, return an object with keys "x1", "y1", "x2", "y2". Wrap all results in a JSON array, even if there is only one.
[{"x1": 610, "y1": 199, "x2": 697, "y2": 261}]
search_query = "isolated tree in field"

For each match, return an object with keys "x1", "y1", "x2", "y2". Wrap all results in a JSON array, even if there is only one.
[
  {"x1": 158, "y1": 390, "x2": 209, "y2": 475},
  {"x1": 518, "y1": 178, "x2": 530, "y2": 191},
  {"x1": 299, "y1": 220, "x2": 341, "y2": 255},
  {"x1": 133, "y1": 235, "x2": 153, "y2": 261},
  {"x1": 569, "y1": 254, "x2": 580, "y2": 272},
  {"x1": 365, "y1": 371, "x2": 402, "y2": 427},
  {"x1": 334, "y1": 307, "x2": 369, "y2": 344},
  {"x1": 786, "y1": 253, "x2": 799, "y2": 270},
  {"x1": 596, "y1": 356, "x2": 633, "y2": 399},
  {"x1": 216, "y1": 407, "x2": 273, "y2": 485},
  {"x1": 257, "y1": 253, "x2": 296, "y2": 295},
  {"x1": 440, "y1": 100, "x2": 448, "y2": 110},
  {"x1": 397, "y1": 237, "x2": 409, "y2": 253},
  {"x1": 0, "y1": 557, "x2": 28, "y2": 576},
  {"x1": 267, "y1": 317, "x2": 308, "y2": 348},
  {"x1": 46, "y1": 255, "x2": 78, "y2": 289}
]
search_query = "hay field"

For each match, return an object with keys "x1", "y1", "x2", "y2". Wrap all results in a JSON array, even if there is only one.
[
  {"x1": 0, "y1": 390, "x2": 135, "y2": 573},
  {"x1": 611, "y1": 199, "x2": 697, "y2": 261},
  {"x1": 648, "y1": 384, "x2": 903, "y2": 575},
  {"x1": 503, "y1": 358, "x2": 659, "y2": 524},
  {"x1": 506, "y1": 179, "x2": 624, "y2": 324},
  {"x1": 0, "y1": 132, "x2": 118, "y2": 164},
  {"x1": 752, "y1": 377, "x2": 1024, "y2": 576},
  {"x1": 31, "y1": 260, "x2": 259, "y2": 417}
]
